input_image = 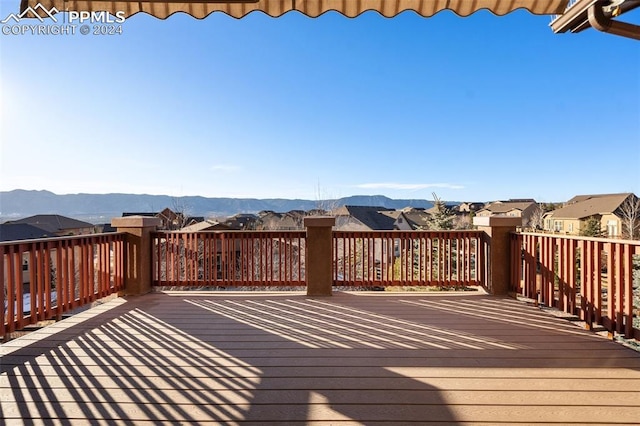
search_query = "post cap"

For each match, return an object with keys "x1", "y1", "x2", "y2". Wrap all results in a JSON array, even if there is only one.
[
  {"x1": 304, "y1": 216, "x2": 336, "y2": 227},
  {"x1": 111, "y1": 216, "x2": 162, "y2": 228},
  {"x1": 473, "y1": 216, "x2": 522, "y2": 227}
]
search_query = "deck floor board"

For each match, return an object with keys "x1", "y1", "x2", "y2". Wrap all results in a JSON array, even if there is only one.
[{"x1": 2, "y1": 291, "x2": 639, "y2": 424}]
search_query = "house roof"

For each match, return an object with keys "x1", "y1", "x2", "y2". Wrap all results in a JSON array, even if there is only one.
[
  {"x1": 123, "y1": 209, "x2": 183, "y2": 219},
  {"x1": 334, "y1": 206, "x2": 396, "y2": 230},
  {"x1": 0, "y1": 223, "x2": 53, "y2": 242},
  {"x1": 20, "y1": 0, "x2": 569, "y2": 20},
  {"x1": 403, "y1": 210, "x2": 431, "y2": 230},
  {"x1": 566, "y1": 193, "x2": 631, "y2": 205},
  {"x1": 457, "y1": 202, "x2": 485, "y2": 212},
  {"x1": 548, "y1": 193, "x2": 633, "y2": 220},
  {"x1": 481, "y1": 200, "x2": 537, "y2": 214},
  {"x1": 231, "y1": 213, "x2": 258, "y2": 219},
  {"x1": 95, "y1": 223, "x2": 117, "y2": 233},
  {"x1": 379, "y1": 210, "x2": 403, "y2": 220},
  {"x1": 223, "y1": 213, "x2": 258, "y2": 230},
  {"x1": 256, "y1": 211, "x2": 305, "y2": 230},
  {"x1": 181, "y1": 220, "x2": 231, "y2": 232},
  {"x1": 5, "y1": 214, "x2": 93, "y2": 234}
]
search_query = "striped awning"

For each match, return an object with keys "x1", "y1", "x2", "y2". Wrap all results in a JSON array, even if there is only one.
[{"x1": 20, "y1": 0, "x2": 570, "y2": 20}]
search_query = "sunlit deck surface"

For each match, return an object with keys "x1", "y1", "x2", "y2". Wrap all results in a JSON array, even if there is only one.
[{"x1": 2, "y1": 291, "x2": 640, "y2": 425}]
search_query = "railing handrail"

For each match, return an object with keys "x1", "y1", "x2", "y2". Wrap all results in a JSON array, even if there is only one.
[
  {"x1": 334, "y1": 230, "x2": 484, "y2": 234},
  {"x1": 0, "y1": 232, "x2": 126, "y2": 247},
  {"x1": 517, "y1": 231, "x2": 640, "y2": 246},
  {"x1": 153, "y1": 230, "x2": 306, "y2": 236},
  {"x1": 154, "y1": 229, "x2": 484, "y2": 235}
]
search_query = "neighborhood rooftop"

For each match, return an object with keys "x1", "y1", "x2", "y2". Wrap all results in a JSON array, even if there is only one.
[
  {"x1": 5, "y1": 214, "x2": 93, "y2": 234},
  {"x1": 547, "y1": 193, "x2": 634, "y2": 219}
]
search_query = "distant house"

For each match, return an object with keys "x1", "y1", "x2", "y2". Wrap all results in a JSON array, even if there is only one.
[
  {"x1": 475, "y1": 199, "x2": 538, "y2": 226},
  {"x1": 122, "y1": 208, "x2": 202, "y2": 230},
  {"x1": 123, "y1": 210, "x2": 173, "y2": 229},
  {"x1": 94, "y1": 223, "x2": 117, "y2": 234},
  {"x1": 181, "y1": 220, "x2": 232, "y2": 232},
  {"x1": 222, "y1": 213, "x2": 259, "y2": 230},
  {"x1": 0, "y1": 223, "x2": 54, "y2": 242},
  {"x1": 332, "y1": 206, "x2": 396, "y2": 231},
  {"x1": 378, "y1": 210, "x2": 408, "y2": 230},
  {"x1": 256, "y1": 210, "x2": 305, "y2": 230},
  {"x1": 307, "y1": 209, "x2": 328, "y2": 216},
  {"x1": 456, "y1": 202, "x2": 485, "y2": 213},
  {"x1": 395, "y1": 208, "x2": 430, "y2": 230},
  {"x1": 543, "y1": 193, "x2": 638, "y2": 238},
  {"x1": 4, "y1": 214, "x2": 95, "y2": 238}
]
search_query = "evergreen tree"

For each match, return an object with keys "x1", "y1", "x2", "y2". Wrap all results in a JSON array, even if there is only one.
[
  {"x1": 427, "y1": 193, "x2": 454, "y2": 230},
  {"x1": 580, "y1": 216, "x2": 604, "y2": 237}
]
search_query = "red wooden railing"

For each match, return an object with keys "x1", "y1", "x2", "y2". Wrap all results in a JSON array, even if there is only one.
[
  {"x1": 333, "y1": 231, "x2": 485, "y2": 287},
  {"x1": 153, "y1": 231, "x2": 306, "y2": 286},
  {"x1": 6, "y1": 227, "x2": 637, "y2": 343},
  {"x1": 512, "y1": 232, "x2": 640, "y2": 339},
  {"x1": 1, "y1": 233, "x2": 125, "y2": 339}
]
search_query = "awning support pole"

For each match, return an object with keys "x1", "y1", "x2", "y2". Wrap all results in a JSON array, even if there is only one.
[{"x1": 588, "y1": 3, "x2": 640, "y2": 40}]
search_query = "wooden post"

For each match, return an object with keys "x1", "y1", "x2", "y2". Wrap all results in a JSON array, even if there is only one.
[
  {"x1": 304, "y1": 216, "x2": 335, "y2": 296},
  {"x1": 473, "y1": 216, "x2": 521, "y2": 295},
  {"x1": 111, "y1": 216, "x2": 161, "y2": 296}
]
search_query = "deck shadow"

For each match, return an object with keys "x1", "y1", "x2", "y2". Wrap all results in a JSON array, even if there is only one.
[{"x1": 2, "y1": 291, "x2": 640, "y2": 424}]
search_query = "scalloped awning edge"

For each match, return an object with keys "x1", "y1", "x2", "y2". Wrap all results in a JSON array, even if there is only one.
[{"x1": 19, "y1": 0, "x2": 570, "y2": 20}]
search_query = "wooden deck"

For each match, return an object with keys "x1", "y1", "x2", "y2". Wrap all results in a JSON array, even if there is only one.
[{"x1": 2, "y1": 291, "x2": 640, "y2": 425}]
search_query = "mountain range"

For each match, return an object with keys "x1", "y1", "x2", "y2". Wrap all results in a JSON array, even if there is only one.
[{"x1": 0, "y1": 190, "x2": 437, "y2": 223}]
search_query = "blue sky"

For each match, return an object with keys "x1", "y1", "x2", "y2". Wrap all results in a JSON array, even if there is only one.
[{"x1": 1, "y1": 3, "x2": 639, "y2": 203}]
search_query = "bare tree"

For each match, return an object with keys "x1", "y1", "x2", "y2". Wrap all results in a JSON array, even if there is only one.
[
  {"x1": 314, "y1": 183, "x2": 341, "y2": 215},
  {"x1": 526, "y1": 204, "x2": 545, "y2": 231},
  {"x1": 618, "y1": 195, "x2": 640, "y2": 240},
  {"x1": 170, "y1": 197, "x2": 192, "y2": 230},
  {"x1": 453, "y1": 214, "x2": 472, "y2": 230}
]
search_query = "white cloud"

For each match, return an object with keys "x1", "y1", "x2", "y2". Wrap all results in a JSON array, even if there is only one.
[
  {"x1": 354, "y1": 182, "x2": 464, "y2": 190},
  {"x1": 209, "y1": 164, "x2": 241, "y2": 173}
]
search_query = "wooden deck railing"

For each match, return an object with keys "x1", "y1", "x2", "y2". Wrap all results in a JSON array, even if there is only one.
[
  {"x1": 511, "y1": 232, "x2": 640, "y2": 339},
  {"x1": 333, "y1": 231, "x2": 485, "y2": 287},
  {"x1": 6, "y1": 225, "x2": 640, "y2": 343},
  {"x1": 153, "y1": 231, "x2": 306, "y2": 286},
  {"x1": 1, "y1": 233, "x2": 125, "y2": 338},
  {"x1": 153, "y1": 230, "x2": 486, "y2": 288}
]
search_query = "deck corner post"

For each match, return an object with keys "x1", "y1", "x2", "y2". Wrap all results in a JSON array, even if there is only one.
[
  {"x1": 304, "y1": 216, "x2": 335, "y2": 296},
  {"x1": 111, "y1": 216, "x2": 161, "y2": 296},
  {"x1": 473, "y1": 216, "x2": 521, "y2": 295}
]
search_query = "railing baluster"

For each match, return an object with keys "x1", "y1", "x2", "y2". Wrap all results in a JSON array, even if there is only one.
[
  {"x1": 28, "y1": 244, "x2": 37, "y2": 324},
  {"x1": 2, "y1": 233, "x2": 126, "y2": 339},
  {"x1": 0, "y1": 245, "x2": 5, "y2": 338},
  {"x1": 623, "y1": 244, "x2": 633, "y2": 338},
  {"x1": 6, "y1": 245, "x2": 17, "y2": 333},
  {"x1": 329, "y1": 230, "x2": 484, "y2": 288},
  {"x1": 514, "y1": 232, "x2": 639, "y2": 341},
  {"x1": 45, "y1": 242, "x2": 53, "y2": 319},
  {"x1": 614, "y1": 242, "x2": 623, "y2": 335},
  {"x1": 150, "y1": 230, "x2": 307, "y2": 288}
]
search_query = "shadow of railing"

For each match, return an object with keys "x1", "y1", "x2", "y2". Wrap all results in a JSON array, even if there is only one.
[
  {"x1": 1, "y1": 293, "x2": 461, "y2": 424},
  {"x1": 2, "y1": 291, "x2": 640, "y2": 424}
]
